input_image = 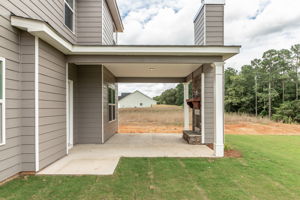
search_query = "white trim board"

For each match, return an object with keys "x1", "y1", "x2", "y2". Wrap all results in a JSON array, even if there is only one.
[
  {"x1": 67, "y1": 79, "x2": 74, "y2": 150},
  {"x1": 35, "y1": 36, "x2": 40, "y2": 171},
  {"x1": 66, "y1": 63, "x2": 69, "y2": 155},
  {"x1": 201, "y1": 73, "x2": 205, "y2": 144},
  {"x1": 0, "y1": 57, "x2": 6, "y2": 146},
  {"x1": 101, "y1": 65, "x2": 104, "y2": 144}
]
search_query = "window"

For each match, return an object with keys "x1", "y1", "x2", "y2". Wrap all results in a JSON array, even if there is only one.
[
  {"x1": 0, "y1": 58, "x2": 5, "y2": 146},
  {"x1": 64, "y1": 0, "x2": 75, "y2": 32},
  {"x1": 108, "y1": 87, "x2": 116, "y2": 121}
]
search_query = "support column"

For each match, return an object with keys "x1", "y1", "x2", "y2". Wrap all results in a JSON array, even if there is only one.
[
  {"x1": 183, "y1": 82, "x2": 189, "y2": 130},
  {"x1": 214, "y1": 62, "x2": 225, "y2": 157}
]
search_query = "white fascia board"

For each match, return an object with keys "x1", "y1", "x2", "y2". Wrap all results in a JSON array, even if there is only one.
[
  {"x1": 72, "y1": 46, "x2": 240, "y2": 57},
  {"x1": 106, "y1": 0, "x2": 124, "y2": 32},
  {"x1": 11, "y1": 16, "x2": 72, "y2": 54},
  {"x1": 11, "y1": 16, "x2": 239, "y2": 59}
]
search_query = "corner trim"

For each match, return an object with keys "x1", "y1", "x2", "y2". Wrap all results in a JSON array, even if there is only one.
[
  {"x1": 34, "y1": 36, "x2": 40, "y2": 171},
  {"x1": 66, "y1": 63, "x2": 69, "y2": 155},
  {"x1": 213, "y1": 62, "x2": 224, "y2": 157},
  {"x1": 101, "y1": 65, "x2": 104, "y2": 144},
  {"x1": 0, "y1": 57, "x2": 6, "y2": 146},
  {"x1": 201, "y1": 72, "x2": 205, "y2": 144}
]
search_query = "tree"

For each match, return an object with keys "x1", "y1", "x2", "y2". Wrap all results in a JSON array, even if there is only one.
[{"x1": 291, "y1": 44, "x2": 300, "y2": 100}]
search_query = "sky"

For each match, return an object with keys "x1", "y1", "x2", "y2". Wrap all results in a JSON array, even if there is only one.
[{"x1": 116, "y1": 0, "x2": 300, "y2": 97}]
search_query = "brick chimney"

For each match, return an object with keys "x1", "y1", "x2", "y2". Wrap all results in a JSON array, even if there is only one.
[{"x1": 194, "y1": 0, "x2": 225, "y2": 45}]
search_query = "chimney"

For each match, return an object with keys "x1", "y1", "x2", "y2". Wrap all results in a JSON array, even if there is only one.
[{"x1": 194, "y1": 0, "x2": 225, "y2": 45}]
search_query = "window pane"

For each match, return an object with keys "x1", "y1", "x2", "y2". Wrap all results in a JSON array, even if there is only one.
[
  {"x1": 0, "y1": 104, "x2": 2, "y2": 144},
  {"x1": 109, "y1": 105, "x2": 112, "y2": 121},
  {"x1": 113, "y1": 106, "x2": 116, "y2": 120},
  {"x1": 65, "y1": 4, "x2": 73, "y2": 31},
  {"x1": 66, "y1": 0, "x2": 74, "y2": 9},
  {"x1": 112, "y1": 90, "x2": 115, "y2": 104},
  {"x1": 0, "y1": 61, "x2": 2, "y2": 99}
]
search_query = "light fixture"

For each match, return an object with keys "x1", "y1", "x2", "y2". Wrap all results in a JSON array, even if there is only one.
[{"x1": 148, "y1": 67, "x2": 156, "y2": 71}]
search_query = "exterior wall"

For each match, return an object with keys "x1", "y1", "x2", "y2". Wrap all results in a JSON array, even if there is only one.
[
  {"x1": 205, "y1": 5, "x2": 224, "y2": 45},
  {"x1": 76, "y1": 66, "x2": 103, "y2": 144},
  {"x1": 76, "y1": 0, "x2": 102, "y2": 45},
  {"x1": 102, "y1": 0, "x2": 115, "y2": 45},
  {"x1": 38, "y1": 40, "x2": 67, "y2": 170},
  {"x1": 194, "y1": 4, "x2": 224, "y2": 45},
  {"x1": 1, "y1": 0, "x2": 76, "y2": 44},
  {"x1": 118, "y1": 92, "x2": 157, "y2": 109},
  {"x1": 0, "y1": 11, "x2": 38, "y2": 180},
  {"x1": 20, "y1": 32, "x2": 36, "y2": 172},
  {"x1": 202, "y1": 64, "x2": 215, "y2": 143},
  {"x1": 194, "y1": 6, "x2": 205, "y2": 45},
  {"x1": 103, "y1": 66, "x2": 118, "y2": 142},
  {"x1": 191, "y1": 64, "x2": 215, "y2": 144}
]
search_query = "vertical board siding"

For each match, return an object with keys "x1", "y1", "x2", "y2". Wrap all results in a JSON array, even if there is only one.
[
  {"x1": 76, "y1": 66, "x2": 102, "y2": 144},
  {"x1": 203, "y1": 64, "x2": 215, "y2": 143},
  {"x1": 77, "y1": 0, "x2": 102, "y2": 45},
  {"x1": 1, "y1": 0, "x2": 76, "y2": 44},
  {"x1": 103, "y1": 67, "x2": 117, "y2": 142},
  {"x1": 20, "y1": 32, "x2": 35, "y2": 172},
  {"x1": 102, "y1": 0, "x2": 115, "y2": 45},
  {"x1": 38, "y1": 40, "x2": 67, "y2": 170}
]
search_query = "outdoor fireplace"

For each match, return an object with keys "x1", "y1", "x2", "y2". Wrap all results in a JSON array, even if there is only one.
[{"x1": 183, "y1": 98, "x2": 202, "y2": 145}]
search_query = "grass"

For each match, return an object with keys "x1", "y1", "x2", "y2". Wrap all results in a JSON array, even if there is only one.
[{"x1": 1, "y1": 135, "x2": 300, "y2": 200}]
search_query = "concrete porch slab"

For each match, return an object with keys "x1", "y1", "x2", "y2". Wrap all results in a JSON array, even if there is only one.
[{"x1": 38, "y1": 133, "x2": 214, "y2": 176}]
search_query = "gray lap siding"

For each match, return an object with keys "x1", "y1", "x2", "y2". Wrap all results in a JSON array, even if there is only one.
[
  {"x1": 202, "y1": 64, "x2": 215, "y2": 144},
  {"x1": 76, "y1": 65, "x2": 103, "y2": 144},
  {"x1": 38, "y1": 40, "x2": 67, "y2": 170}
]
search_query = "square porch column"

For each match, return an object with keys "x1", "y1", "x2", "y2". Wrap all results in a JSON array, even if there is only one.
[
  {"x1": 214, "y1": 62, "x2": 225, "y2": 157},
  {"x1": 183, "y1": 82, "x2": 190, "y2": 130}
]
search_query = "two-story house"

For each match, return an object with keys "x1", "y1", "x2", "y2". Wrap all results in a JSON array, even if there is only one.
[{"x1": 0, "y1": 0, "x2": 240, "y2": 182}]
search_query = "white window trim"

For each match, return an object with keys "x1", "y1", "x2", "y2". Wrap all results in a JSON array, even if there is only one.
[
  {"x1": 64, "y1": 0, "x2": 76, "y2": 34},
  {"x1": 0, "y1": 57, "x2": 6, "y2": 146}
]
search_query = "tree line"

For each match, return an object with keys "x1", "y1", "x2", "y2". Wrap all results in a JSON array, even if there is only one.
[
  {"x1": 153, "y1": 44, "x2": 300, "y2": 123},
  {"x1": 226, "y1": 44, "x2": 300, "y2": 123}
]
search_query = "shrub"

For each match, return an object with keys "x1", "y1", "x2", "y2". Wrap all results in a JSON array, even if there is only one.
[{"x1": 273, "y1": 100, "x2": 300, "y2": 123}]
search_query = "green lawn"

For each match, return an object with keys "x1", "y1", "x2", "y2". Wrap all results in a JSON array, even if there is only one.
[{"x1": 1, "y1": 135, "x2": 300, "y2": 200}]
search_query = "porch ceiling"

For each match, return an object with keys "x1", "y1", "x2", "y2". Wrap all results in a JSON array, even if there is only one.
[{"x1": 105, "y1": 63, "x2": 200, "y2": 78}]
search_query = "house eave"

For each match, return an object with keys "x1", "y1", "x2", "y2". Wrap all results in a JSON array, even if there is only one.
[
  {"x1": 11, "y1": 15, "x2": 240, "y2": 60},
  {"x1": 106, "y1": 0, "x2": 124, "y2": 32}
]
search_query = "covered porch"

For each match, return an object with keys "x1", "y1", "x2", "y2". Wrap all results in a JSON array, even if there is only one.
[
  {"x1": 39, "y1": 133, "x2": 214, "y2": 175},
  {"x1": 66, "y1": 45, "x2": 239, "y2": 158}
]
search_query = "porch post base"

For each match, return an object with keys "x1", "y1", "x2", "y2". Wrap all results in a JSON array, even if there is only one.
[{"x1": 214, "y1": 143, "x2": 224, "y2": 157}]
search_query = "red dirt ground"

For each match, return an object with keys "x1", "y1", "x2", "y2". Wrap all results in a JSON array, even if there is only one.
[
  {"x1": 225, "y1": 122, "x2": 300, "y2": 135},
  {"x1": 118, "y1": 122, "x2": 300, "y2": 135}
]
